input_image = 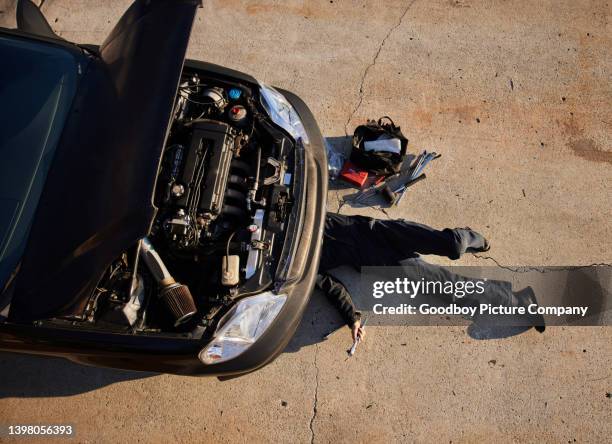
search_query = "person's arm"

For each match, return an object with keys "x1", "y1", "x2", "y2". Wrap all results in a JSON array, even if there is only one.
[{"x1": 316, "y1": 273, "x2": 365, "y2": 341}]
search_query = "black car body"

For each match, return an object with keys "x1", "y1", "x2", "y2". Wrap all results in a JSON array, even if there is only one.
[{"x1": 0, "y1": 0, "x2": 327, "y2": 376}]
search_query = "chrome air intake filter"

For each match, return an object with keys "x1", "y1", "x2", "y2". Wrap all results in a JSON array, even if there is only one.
[
  {"x1": 140, "y1": 237, "x2": 198, "y2": 327},
  {"x1": 160, "y1": 283, "x2": 197, "y2": 327}
]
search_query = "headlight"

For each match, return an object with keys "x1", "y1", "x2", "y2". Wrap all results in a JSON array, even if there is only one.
[
  {"x1": 259, "y1": 83, "x2": 309, "y2": 145},
  {"x1": 198, "y1": 292, "x2": 287, "y2": 364}
]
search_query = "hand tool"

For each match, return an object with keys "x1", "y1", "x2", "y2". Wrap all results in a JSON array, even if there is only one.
[
  {"x1": 394, "y1": 173, "x2": 427, "y2": 205},
  {"x1": 347, "y1": 317, "x2": 368, "y2": 357},
  {"x1": 351, "y1": 171, "x2": 403, "y2": 204},
  {"x1": 380, "y1": 184, "x2": 398, "y2": 205},
  {"x1": 393, "y1": 173, "x2": 427, "y2": 194},
  {"x1": 385, "y1": 150, "x2": 439, "y2": 207}
]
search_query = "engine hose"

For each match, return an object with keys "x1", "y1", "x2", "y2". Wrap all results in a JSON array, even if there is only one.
[
  {"x1": 221, "y1": 204, "x2": 246, "y2": 218},
  {"x1": 228, "y1": 174, "x2": 248, "y2": 188},
  {"x1": 230, "y1": 159, "x2": 250, "y2": 175},
  {"x1": 224, "y1": 188, "x2": 247, "y2": 202},
  {"x1": 253, "y1": 146, "x2": 262, "y2": 190}
]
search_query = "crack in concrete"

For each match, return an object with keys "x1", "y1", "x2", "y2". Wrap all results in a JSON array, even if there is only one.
[
  {"x1": 472, "y1": 254, "x2": 612, "y2": 273},
  {"x1": 335, "y1": 189, "x2": 346, "y2": 214},
  {"x1": 376, "y1": 207, "x2": 392, "y2": 219},
  {"x1": 308, "y1": 344, "x2": 320, "y2": 444},
  {"x1": 344, "y1": 0, "x2": 418, "y2": 136}
]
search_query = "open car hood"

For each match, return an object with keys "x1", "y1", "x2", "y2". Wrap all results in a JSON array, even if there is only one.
[{"x1": 9, "y1": 0, "x2": 200, "y2": 322}]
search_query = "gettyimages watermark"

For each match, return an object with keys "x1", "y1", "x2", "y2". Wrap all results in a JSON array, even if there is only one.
[{"x1": 352, "y1": 263, "x2": 611, "y2": 326}]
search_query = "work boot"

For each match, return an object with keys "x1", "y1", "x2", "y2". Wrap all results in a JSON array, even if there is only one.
[
  {"x1": 469, "y1": 238, "x2": 491, "y2": 253},
  {"x1": 514, "y1": 287, "x2": 546, "y2": 332},
  {"x1": 472, "y1": 286, "x2": 546, "y2": 333},
  {"x1": 455, "y1": 227, "x2": 490, "y2": 254}
]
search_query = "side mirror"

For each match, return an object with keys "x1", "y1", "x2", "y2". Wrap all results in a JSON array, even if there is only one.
[{"x1": 16, "y1": 0, "x2": 63, "y2": 40}]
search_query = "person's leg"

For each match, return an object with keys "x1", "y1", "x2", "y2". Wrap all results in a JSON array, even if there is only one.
[
  {"x1": 404, "y1": 258, "x2": 545, "y2": 332},
  {"x1": 352, "y1": 218, "x2": 488, "y2": 265},
  {"x1": 321, "y1": 212, "x2": 489, "y2": 269}
]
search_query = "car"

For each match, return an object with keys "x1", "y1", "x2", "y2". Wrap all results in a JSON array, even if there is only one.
[{"x1": 0, "y1": 0, "x2": 327, "y2": 376}]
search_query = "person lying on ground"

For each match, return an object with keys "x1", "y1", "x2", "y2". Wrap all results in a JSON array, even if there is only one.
[{"x1": 316, "y1": 213, "x2": 545, "y2": 342}]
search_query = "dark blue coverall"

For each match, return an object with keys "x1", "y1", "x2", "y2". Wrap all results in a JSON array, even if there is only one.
[{"x1": 317, "y1": 213, "x2": 544, "y2": 332}]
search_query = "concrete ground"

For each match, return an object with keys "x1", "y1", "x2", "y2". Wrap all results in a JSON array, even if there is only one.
[{"x1": 0, "y1": 0, "x2": 611, "y2": 442}]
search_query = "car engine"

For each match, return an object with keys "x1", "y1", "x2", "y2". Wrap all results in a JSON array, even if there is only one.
[{"x1": 85, "y1": 72, "x2": 297, "y2": 334}]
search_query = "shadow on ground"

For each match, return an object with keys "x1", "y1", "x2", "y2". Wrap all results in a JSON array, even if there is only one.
[
  {"x1": 0, "y1": 352, "x2": 154, "y2": 398},
  {"x1": 0, "y1": 279, "x2": 541, "y2": 397},
  {"x1": 285, "y1": 289, "x2": 348, "y2": 354},
  {"x1": 0, "y1": 291, "x2": 341, "y2": 397}
]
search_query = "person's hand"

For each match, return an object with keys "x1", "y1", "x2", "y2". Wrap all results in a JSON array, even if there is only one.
[{"x1": 351, "y1": 320, "x2": 366, "y2": 342}]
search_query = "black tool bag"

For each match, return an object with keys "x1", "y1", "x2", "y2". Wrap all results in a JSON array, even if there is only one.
[{"x1": 350, "y1": 116, "x2": 408, "y2": 176}]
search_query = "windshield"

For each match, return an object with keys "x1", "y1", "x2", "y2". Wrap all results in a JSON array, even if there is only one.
[{"x1": 0, "y1": 33, "x2": 81, "y2": 290}]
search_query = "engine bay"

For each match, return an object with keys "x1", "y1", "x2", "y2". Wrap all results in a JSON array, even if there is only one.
[{"x1": 72, "y1": 70, "x2": 297, "y2": 337}]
